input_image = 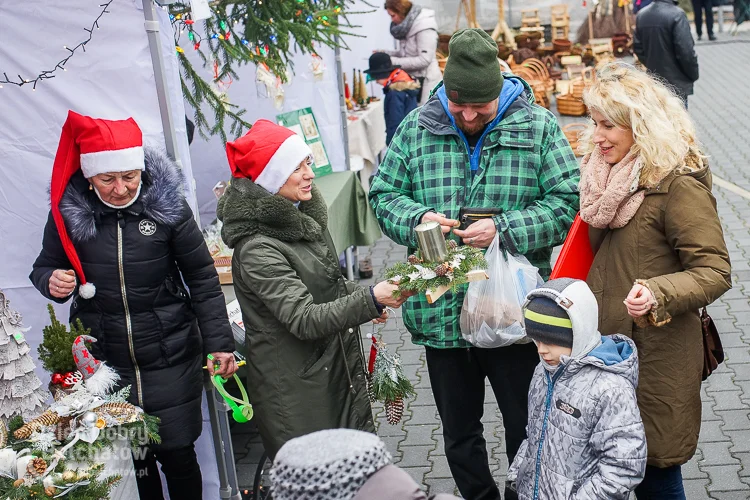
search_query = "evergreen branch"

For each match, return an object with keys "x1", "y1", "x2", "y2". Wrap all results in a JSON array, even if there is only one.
[{"x1": 170, "y1": 0, "x2": 359, "y2": 141}]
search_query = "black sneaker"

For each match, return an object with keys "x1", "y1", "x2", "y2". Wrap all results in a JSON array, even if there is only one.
[
  {"x1": 697, "y1": 34, "x2": 702, "y2": 41},
  {"x1": 709, "y1": 34, "x2": 717, "y2": 41}
]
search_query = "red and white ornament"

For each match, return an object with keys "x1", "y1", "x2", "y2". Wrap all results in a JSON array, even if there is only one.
[{"x1": 72, "y1": 335, "x2": 119, "y2": 396}]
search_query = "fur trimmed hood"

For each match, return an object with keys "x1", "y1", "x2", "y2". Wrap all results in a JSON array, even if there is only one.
[
  {"x1": 59, "y1": 147, "x2": 186, "y2": 243},
  {"x1": 217, "y1": 177, "x2": 328, "y2": 248},
  {"x1": 388, "y1": 81, "x2": 421, "y2": 92}
]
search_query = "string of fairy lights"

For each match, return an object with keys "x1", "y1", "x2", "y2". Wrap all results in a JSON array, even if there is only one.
[
  {"x1": 0, "y1": 1, "x2": 114, "y2": 91},
  {"x1": 169, "y1": 0, "x2": 342, "y2": 59}
]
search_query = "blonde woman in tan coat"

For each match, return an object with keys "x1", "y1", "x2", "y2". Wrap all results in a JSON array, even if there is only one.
[{"x1": 578, "y1": 62, "x2": 732, "y2": 500}]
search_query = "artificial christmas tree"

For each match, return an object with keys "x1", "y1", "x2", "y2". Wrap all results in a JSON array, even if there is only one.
[
  {"x1": 37, "y1": 304, "x2": 87, "y2": 396},
  {"x1": 0, "y1": 290, "x2": 47, "y2": 423}
]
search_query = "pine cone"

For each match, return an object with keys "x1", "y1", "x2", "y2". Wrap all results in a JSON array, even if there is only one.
[
  {"x1": 434, "y1": 264, "x2": 448, "y2": 277},
  {"x1": 385, "y1": 397, "x2": 404, "y2": 425},
  {"x1": 447, "y1": 239, "x2": 458, "y2": 250},
  {"x1": 28, "y1": 457, "x2": 47, "y2": 476},
  {"x1": 13, "y1": 410, "x2": 60, "y2": 440},
  {"x1": 55, "y1": 416, "x2": 72, "y2": 442},
  {"x1": 407, "y1": 254, "x2": 419, "y2": 265},
  {"x1": 45, "y1": 486, "x2": 57, "y2": 497},
  {"x1": 366, "y1": 374, "x2": 376, "y2": 404}
]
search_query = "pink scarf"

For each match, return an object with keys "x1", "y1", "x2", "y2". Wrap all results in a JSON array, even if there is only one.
[{"x1": 579, "y1": 148, "x2": 644, "y2": 229}]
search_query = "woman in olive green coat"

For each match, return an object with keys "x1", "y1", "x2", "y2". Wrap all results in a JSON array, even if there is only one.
[
  {"x1": 217, "y1": 120, "x2": 407, "y2": 459},
  {"x1": 578, "y1": 64, "x2": 731, "y2": 498}
]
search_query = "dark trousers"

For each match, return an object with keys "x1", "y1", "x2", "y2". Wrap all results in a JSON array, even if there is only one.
[
  {"x1": 692, "y1": 0, "x2": 714, "y2": 37},
  {"x1": 634, "y1": 465, "x2": 686, "y2": 500},
  {"x1": 133, "y1": 444, "x2": 203, "y2": 500},
  {"x1": 425, "y1": 342, "x2": 539, "y2": 500}
]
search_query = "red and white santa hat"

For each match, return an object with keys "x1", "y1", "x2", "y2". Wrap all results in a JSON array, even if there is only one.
[
  {"x1": 50, "y1": 111, "x2": 145, "y2": 299},
  {"x1": 226, "y1": 119, "x2": 312, "y2": 193}
]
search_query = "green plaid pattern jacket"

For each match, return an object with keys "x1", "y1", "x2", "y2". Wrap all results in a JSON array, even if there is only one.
[{"x1": 369, "y1": 77, "x2": 580, "y2": 349}]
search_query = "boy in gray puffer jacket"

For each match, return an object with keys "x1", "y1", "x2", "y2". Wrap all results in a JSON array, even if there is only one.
[{"x1": 508, "y1": 278, "x2": 647, "y2": 500}]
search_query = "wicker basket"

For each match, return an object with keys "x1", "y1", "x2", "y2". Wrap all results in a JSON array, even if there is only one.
[
  {"x1": 557, "y1": 93, "x2": 587, "y2": 116},
  {"x1": 214, "y1": 255, "x2": 233, "y2": 285},
  {"x1": 553, "y1": 39, "x2": 572, "y2": 53},
  {"x1": 563, "y1": 123, "x2": 587, "y2": 156}
]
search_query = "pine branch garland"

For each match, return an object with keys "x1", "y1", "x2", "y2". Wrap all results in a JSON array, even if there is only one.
[
  {"x1": 168, "y1": 0, "x2": 367, "y2": 140},
  {"x1": 384, "y1": 246, "x2": 487, "y2": 296}
]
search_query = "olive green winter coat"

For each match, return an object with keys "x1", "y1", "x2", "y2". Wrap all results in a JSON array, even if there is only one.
[
  {"x1": 217, "y1": 178, "x2": 380, "y2": 459},
  {"x1": 586, "y1": 163, "x2": 732, "y2": 468}
]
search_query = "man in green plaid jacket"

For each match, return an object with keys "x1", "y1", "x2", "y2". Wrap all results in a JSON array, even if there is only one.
[{"x1": 369, "y1": 29, "x2": 579, "y2": 500}]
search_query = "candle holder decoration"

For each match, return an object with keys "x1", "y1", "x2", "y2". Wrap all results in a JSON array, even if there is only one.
[
  {"x1": 384, "y1": 230, "x2": 488, "y2": 304},
  {"x1": 415, "y1": 221, "x2": 449, "y2": 263}
]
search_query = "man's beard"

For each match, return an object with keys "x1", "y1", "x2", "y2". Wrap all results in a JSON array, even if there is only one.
[{"x1": 455, "y1": 117, "x2": 488, "y2": 136}]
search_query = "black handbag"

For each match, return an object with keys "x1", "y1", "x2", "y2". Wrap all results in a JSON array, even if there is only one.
[{"x1": 702, "y1": 308, "x2": 725, "y2": 381}]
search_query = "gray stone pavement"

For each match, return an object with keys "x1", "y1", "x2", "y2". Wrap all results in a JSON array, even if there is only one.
[{"x1": 231, "y1": 35, "x2": 750, "y2": 499}]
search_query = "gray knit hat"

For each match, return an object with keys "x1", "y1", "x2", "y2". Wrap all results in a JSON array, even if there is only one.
[{"x1": 270, "y1": 429, "x2": 392, "y2": 500}]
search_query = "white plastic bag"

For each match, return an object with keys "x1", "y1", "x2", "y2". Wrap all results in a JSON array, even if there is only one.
[{"x1": 460, "y1": 235, "x2": 544, "y2": 348}]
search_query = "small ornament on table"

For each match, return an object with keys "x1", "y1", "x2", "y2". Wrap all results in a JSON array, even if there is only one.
[
  {"x1": 0, "y1": 289, "x2": 48, "y2": 423},
  {"x1": 72, "y1": 335, "x2": 119, "y2": 397},
  {"x1": 357, "y1": 69, "x2": 369, "y2": 108}
]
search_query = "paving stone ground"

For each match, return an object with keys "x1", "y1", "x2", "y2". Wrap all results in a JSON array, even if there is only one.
[{"x1": 232, "y1": 34, "x2": 750, "y2": 499}]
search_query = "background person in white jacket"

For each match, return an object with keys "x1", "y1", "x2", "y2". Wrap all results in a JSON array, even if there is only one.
[{"x1": 380, "y1": 0, "x2": 442, "y2": 105}]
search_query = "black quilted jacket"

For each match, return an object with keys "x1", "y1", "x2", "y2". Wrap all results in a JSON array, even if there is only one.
[{"x1": 30, "y1": 148, "x2": 234, "y2": 450}]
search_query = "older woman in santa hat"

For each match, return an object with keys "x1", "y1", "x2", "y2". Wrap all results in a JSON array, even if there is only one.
[
  {"x1": 217, "y1": 119, "x2": 409, "y2": 459},
  {"x1": 30, "y1": 111, "x2": 236, "y2": 500}
]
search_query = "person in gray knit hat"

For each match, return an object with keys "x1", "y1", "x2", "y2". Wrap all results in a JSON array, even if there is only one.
[
  {"x1": 507, "y1": 279, "x2": 646, "y2": 499},
  {"x1": 369, "y1": 27, "x2": 579, "y2": 500},
  {"x1": 271, "y1": 429, "x2": 460, "y2": 500}
]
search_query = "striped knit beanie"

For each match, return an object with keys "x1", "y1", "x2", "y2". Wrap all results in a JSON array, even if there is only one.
[{"x1": 524, "y1": 295, "x2": 573, "y2": 348}]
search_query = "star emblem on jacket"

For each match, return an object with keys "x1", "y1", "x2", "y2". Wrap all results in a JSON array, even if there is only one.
[{"x1": 139, "y1": 219, "x2": 157, "y2": 236}]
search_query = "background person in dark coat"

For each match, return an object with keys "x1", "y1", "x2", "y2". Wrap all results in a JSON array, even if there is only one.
[
  {"x1": 692, "y1": 0, "x2": 716, "y2": 40},
  {"x1": 365, "y1": 52, "x2": 420, "y2": 145},
  {"x1": 634, "y1": 0, "x2": 699, "y2": 107},
  {"x1": 30, "y1": 111, "x2": 237, "y2": 500}
]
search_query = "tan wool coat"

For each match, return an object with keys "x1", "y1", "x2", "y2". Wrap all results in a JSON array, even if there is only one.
[{"x1": 586, "y1": 164, "x2": 732, "y2": 468}]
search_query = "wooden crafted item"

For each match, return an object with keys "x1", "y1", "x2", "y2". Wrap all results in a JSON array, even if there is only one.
[{"x1": 426, "y1": 269, "x2": 489, "y2": 304}]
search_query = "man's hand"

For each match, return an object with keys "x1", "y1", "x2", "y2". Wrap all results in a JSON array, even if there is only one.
[
  {"x1": 452, "y1": 219, "x2": 496, "y2": 248},
  {"x1": 207, "y1": 352, "x2": 238, "y2": 378},
  {"x1": 624, "y1": 283, "x2": 655, "y2": 319},
  {"x1": 421, "y1": 212, "x2": 460, "y2": 234}
]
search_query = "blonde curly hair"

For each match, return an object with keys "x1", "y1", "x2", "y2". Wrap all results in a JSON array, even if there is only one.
[{"x1": 579, "y1": 62, "x2": 705, "y2": 188}]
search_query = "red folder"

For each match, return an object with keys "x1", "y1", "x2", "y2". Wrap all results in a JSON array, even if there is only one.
[{"x1": 550, "y1": 214, "x2": 594, "y2": 281}]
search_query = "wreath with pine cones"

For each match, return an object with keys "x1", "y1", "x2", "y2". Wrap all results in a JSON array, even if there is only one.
[{"x1": 384, "y1": 241, "x2": 487, "y2": 296}]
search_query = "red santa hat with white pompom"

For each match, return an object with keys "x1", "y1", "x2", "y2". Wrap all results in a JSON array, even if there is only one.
[{"x1": 50, "y1": 110, "x2": 145, "y2": 299}]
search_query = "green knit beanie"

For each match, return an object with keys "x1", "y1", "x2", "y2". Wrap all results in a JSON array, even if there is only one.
[{"x1": 443, "y1": 29, "x2": 504, "y2": 104}]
